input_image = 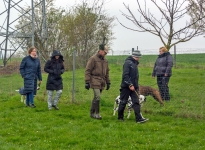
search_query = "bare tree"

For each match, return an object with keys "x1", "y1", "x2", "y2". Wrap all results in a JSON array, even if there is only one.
[
  {"x1": 118, "y1": 0, "x2": 205, "y2": 50},
  {"x1": 187, "y1": 0, "x2": 205, "y2": 35}
]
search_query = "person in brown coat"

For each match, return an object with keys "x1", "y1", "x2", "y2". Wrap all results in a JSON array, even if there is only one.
[{"x1": 85, "y1": 44, "x2": 111, "y2": 119}]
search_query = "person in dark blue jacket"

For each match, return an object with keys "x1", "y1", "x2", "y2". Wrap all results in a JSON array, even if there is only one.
[
  {"x1": 19, "y1": 47, "x2": 42, "y2": 107},
  {"x1": 44, "y1": 50, "x2": 64, "y2": 110},
  {"x1": 118, "y1": 50, "x2": 148, "y2": 123},
  {"x1": 152, "y1": 46, "x2": 173, "y2": 101}
]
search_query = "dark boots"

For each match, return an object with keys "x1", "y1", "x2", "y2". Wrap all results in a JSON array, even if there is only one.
[
  {"x1": 90, "y1": 100, "x2": 102, "y2": 119},
  {"x1": 95, "y1": 100, "x2": 102, "y2": 119},
  {"x1": 118, "y1": 99, "x2": 126, "y2": 120}
]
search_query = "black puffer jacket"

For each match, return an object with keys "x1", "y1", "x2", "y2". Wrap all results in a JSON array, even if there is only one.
[
  {"x1": 44, "y1": 50, "x2": 64, "y2": 90},
  {"x1": 121, "y1": 56, "x2": 139, "y2": 90},
  {"x1": 152, "y1": 52, "x2": 173, "y2": 77}
]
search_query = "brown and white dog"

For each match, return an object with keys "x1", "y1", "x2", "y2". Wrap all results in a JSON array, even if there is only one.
[{"x1": 139, "y1": 85, "x2": 164, "y2": 106}]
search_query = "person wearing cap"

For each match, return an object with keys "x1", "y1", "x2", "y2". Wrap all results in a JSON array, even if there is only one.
[
  {"x1": 152, "y1": 46, "x2": 173, "y2": 101},
  {"x1": 118, "y1": 50, "x2": 148, "y2": 123},
  {"x1": 44, "y1": 50, "x2": 65, "y2": 110},
  {"x1": 85, "y1": 44, "x2": 111, "y2": 119},
  {"x1": 19, "y1": 47, "x2": 42, "y2": 108}
]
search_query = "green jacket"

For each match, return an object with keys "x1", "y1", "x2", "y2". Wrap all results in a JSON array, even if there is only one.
[{"x1": 85, "y1": 53, "x2": 110, "y2": 90}]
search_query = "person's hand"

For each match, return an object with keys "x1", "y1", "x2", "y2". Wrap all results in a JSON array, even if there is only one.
[
  {"x1": 106, "y1": 83, "x2": 111, "y2": 90},
  {"x1": 85, "y1": 83, "x2": 90, "y2": 90},
  {"x1": 129, "y1": 85, "x2": 135, "y2": 91}
]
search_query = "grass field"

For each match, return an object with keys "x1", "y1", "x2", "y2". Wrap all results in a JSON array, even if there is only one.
[{"x1": 0, "y1": 54, "x2": 205, "y2": 149}]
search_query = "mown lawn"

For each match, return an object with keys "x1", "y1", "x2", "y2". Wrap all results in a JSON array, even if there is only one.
[{"x1": 0, "y1": 54, "x2": 205, "y2": 149}]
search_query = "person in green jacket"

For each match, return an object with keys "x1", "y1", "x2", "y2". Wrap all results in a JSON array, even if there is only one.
[{"x1": 85, "y1": 44, "x2": 111, "y2": 119}]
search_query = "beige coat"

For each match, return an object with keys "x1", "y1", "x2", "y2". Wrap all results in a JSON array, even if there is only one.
[{"x1": 85, "y1": 53, "x2": 110, "y2": 90}]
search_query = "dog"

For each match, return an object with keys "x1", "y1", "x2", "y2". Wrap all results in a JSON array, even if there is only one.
[
  {"x1": 139, "y1": 85, "x2": 164, "y2": 106},
  {"x1": 113, "y1": 95, "x2": 146, "y2": 119},
  {"x1": 15, "y1": 83, "x2": 41, "y2": 104},
  {"x1": 15, "y1": 87, "x2": 26, "y2": 104}
]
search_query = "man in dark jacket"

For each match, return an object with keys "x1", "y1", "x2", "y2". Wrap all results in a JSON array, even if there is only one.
[
  {"x1": 152, "y1": 46, "x2": 173, "y2": 101},
  {"x1": 44, "y1": 50, "x2": 64, "y2": 110},
  {"x1": 85, "y1": 44, "x2": 111, "y2": 119},
  {"x1": 118, "y1": 50, "x2": 148, "y2": 123}
]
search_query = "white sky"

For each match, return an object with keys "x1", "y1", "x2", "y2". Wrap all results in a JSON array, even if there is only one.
[
  {"x1": 54, "y1": 0, "x2": 205, "y2": 52},
  {"x1": 0, "y1": 0, "x2": 204, "y2": 54}
]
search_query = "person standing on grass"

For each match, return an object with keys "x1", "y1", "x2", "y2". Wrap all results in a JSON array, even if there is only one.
[
  {"x1": 152, "y1": 46, "x2": 173, "y2": 101},
  {"x1": 19, "y1": 47, "x2": 42, "y2": 108},
  {"x1": 44, "y1": 50, "x2": 65, "y2": 110},
  {"x1": 85, "y1": 44, "x2": 111, "y2": 119},
  {"x1": 118, "y1": 50, "x2": 148, "y2": 123}
]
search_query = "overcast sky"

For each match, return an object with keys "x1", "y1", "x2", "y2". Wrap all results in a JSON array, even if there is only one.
[
  {"x1": 0, "y1": 0, "x2": 204, "y2": 55},
  {"x1": 54, "y1": 0, "x2": 205, "y2": 52}
]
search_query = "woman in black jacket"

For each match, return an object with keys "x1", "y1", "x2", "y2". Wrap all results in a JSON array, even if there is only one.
[
  {"x1": 44, "y1": 50, "x2": 64, "y2": 110},
  {"x1": 152, "y1": 46, "x2": 173, "y2": 101}
]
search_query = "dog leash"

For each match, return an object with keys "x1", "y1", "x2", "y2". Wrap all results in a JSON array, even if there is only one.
[{"x1": 134, "y1": 90, "x2": 140, "y2": 99}]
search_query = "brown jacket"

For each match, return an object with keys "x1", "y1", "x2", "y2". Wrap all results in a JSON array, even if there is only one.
[{"x1": 85, "y1": 53, "x2": 110, "y2": 90}]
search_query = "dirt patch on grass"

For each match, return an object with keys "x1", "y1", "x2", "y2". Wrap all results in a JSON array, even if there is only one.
[{"x1": 0, "y1": 62, "x2": 21, "y2": 75}]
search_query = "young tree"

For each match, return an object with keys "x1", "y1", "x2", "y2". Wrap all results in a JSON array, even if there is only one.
[
  {"x1": 15, "y1": 0, "x2": 115, "y2": 68},
  {"x1": 118, "y1": 0, "x2": 205, "y2": 50},
  {"x1": 59, "y1": 0, "x2": 115, "y2": 67},
  {"x1": 15, "y1": 0, "x2": 66, "y2": 61}
]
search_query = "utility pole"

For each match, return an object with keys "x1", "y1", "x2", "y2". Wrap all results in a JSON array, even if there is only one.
[{"x1": 0, "y1": 0, "x2": 47, "y2": 66}]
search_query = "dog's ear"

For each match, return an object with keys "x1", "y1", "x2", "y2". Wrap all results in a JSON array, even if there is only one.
[{"x1": 144, "y1": 97, "x2": 146, "y2": 102}]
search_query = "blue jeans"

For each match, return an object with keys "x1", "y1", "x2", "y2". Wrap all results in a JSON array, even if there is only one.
[{"x1": 26, "y1": 92, "x2": 34, "y2": 106}]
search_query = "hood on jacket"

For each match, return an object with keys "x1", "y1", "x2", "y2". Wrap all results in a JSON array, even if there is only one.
[{"x1": 51, "y1": 50, "x2": 64, "y2": 60}]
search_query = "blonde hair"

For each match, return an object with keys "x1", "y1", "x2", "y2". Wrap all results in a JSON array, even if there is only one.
[
  {"x1": 159, "y1": 47, "x2": 168, "y2": 52},
  {"x1": 28, "y1": 47, "x2": 36, "y2": 54}
]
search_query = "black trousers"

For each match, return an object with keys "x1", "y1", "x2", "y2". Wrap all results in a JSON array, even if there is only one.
[
  {"x1": 118, "y1": 88, "x2": 142, "y2": 121},
  {"x1": 157, "y1": 75, "x2": 170, "y2": 101}
]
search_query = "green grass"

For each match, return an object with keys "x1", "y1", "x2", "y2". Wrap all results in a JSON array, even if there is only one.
[
  {"x1": 0, "y1": 55, "x2": 205, "y2": 149},
  {"x1": 107, "y1": 53, "x2": 205, "y2": 69}
]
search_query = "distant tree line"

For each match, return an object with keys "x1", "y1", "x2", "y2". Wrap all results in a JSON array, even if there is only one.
[
  {"x1": 15, "y1": 0, "x2": 115, "y2": 69},
  {"x1": 14, "y1": 0, "x2": 205, "y2": 69}
]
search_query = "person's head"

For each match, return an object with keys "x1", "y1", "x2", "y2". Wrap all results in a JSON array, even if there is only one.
[
  {"x1": 99, "y1": 44, "x2": 108, "y2": 57},
  {"x1": 132, "y1": 50, "x2": 142, "y2": 61},
  {"x1": 51, "y1": 50, "x2": 63, "y2": 60},
  {"x1": 28, "y1": 47, "x2": 37, "y2": 57},
  {"x1": 159, "y1": 46, "x2": 168, "y2": 55}
]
